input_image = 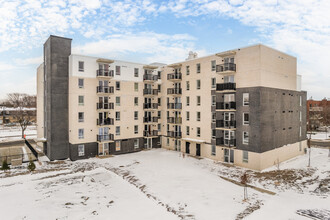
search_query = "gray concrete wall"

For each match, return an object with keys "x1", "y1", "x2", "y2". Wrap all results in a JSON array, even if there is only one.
[
  {"x1": 109, "y1": 137, "x2": 145, "y2": 155},
  {"x1": 69, "y1": 142, "x2": 98, "y2": 161}
]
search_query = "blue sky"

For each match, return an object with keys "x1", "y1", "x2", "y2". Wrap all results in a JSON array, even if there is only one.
[{"x1": 0, "y1": 0, "x2": 329, "y2": 100}]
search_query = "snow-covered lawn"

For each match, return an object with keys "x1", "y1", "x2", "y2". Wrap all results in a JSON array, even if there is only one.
[
  {"x1": 0, "y1": 125, "x2": 37, "y2": 142},
  {"x1": 0, "y1": 148, "x2": 329, "y2": 220},
  {"x1": 310, "y1": 131, "x2": 330, "y2": 140}
]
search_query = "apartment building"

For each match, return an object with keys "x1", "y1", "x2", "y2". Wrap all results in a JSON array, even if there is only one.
[{"x1": 37, "y1": 35, "x2": 307, "y2": 170}]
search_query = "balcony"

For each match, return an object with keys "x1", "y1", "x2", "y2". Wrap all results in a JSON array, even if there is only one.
[
  {"x1": 144, "y1": 130, "x2": 158, "y2": 137},
  {"x1": 96, "y1": 69, "x2": 114, "y2": 77},
  {"x1": 143, "y1": 117, "x2": 158, "y2": 123},
  {"x1": 216, "y1": 63, "x2": 236, "y2": 73},
  {"x1": 167, "y1": 103, "x2": 182, "y2": 110},
  {"x1": 143, "y1": 103, "x2": 159, "y2": 109},
  {"x1": 216, "y1": 120, "x2": 236, "y2": 129},
  {"x1": 167, "y1": 73, "x2": 182, "y2": 81},
  {"x1": 167, "y1": 131, "x2": 182, "y2": 138},
  {"x1": 143, "y1": 89, "x2": 159, "y2": 96},
  {"x1": 216, "y1": 83, "x2": 236, "y2": 91},
  {"x1": 216, "y1": 102, "x2": 236, "y2": 110},
  {"x1": 96, "y1": 102, "x2": 114, "y2": 110},
  {"x1": 216, "y1": 138, "x2": 236, "y2": 147},
  {"x1": 143, "y1": 74, "x2": 158, "y2": 82},
  {"x1": 97, "y1": 118, "x2": 114, "y2": 126},
  {"x1": 167, "y1": 117, "x2": 182, "y2": 124},
  {"x1": 97, "y1": 134, "x2": 114, "y2": 142},
  {"x1": 167, "y1": 88, "x2": 182, "y2": 95},
  {"x1": 96, "y1": 86, "x2": 114, "y2": 94}
]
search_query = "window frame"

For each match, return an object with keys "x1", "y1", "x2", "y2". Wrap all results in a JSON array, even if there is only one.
[
  {"x1": 243, "y1": 113, "x2": 249, "y2": 125},
  {"x1": 211, "y1": 145, "x2": 216, "y2": 156},
  {"x1": 243, "y1": 131, "x2": 249, "y2": 145},
  {"x1": 78, "y1": 128, "x2": 84, "y2": 139},
  {"x1": 78, "y1": 144, "x2": 85, "y2": 156},
  {"x1": 78, "y1": 112, "x2": 84, "y2": 123},
  {"x1": 197, "y1": 79, "x2": 201, "y2": 89},
  {"x1": 78, "y1": 78, "x2": 84, "y2": 88},
  {"x1": 78, "y1": 95, "x2": 84, "y2": 106},
  {"x1": 243, "y1": 93, "x2": 249, "y2": 106},
  {"x1": 211, "y1": 60, "x2": 216, "y2": 71},
  {"x1": 134, "y1": 68, "x2": 139, "y2": 77},
  {"x1": 243, "y1": 151, "x2": 248, "y2": 163},
  {"x1": 78, "y1": 61, "x2": 84, "y2": 72}
]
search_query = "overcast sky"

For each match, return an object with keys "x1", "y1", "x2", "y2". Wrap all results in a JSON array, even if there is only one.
[{"x1": 0, "y1": 0, "x2": 329, "y2": 100}]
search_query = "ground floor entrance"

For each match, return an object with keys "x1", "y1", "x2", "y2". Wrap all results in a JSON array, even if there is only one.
[
  {"x1": 186, "y1": 142, "x2": 190, "y2": 154},
  {"x1": 196, "y1": 144, "x2": 201, "y2": 156}
]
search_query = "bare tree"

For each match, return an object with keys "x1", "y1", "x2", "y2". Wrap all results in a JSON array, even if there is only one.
[
  {"x1": 240, "y1": 172, "x2": 250, "y2": 201},
  {"x1": 6, "y1": 93, "x2": 35, "y2": 138},
  {"x1": 320, "y1": 104, "x2": 330, "y2": 156}
]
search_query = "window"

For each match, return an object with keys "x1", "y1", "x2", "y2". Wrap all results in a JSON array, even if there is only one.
[
  {"x1": 243, "y1": 151, "x2": 248, "y2": 163},
  {"x1": 116, "y1": 112, "x2": 120, "y2": 121},
  {"x1": 186, "y1": 96, "x2": 190, "y2": 106},
  {"x1": 186, "y1": 126, "x2": 190, "y2": 135},
  {"x1": 197, "y1": 96, "x2": 201, "y2": 106},
  {"x1": 158, "y1": 111, "x2": 161, "y2": 119},
  {"x1": 134, "y1": 97, "x2": 138, "y2": 106},
  {"x1": 134, "y1": 111, "x2": 138, "y2": 120},
  {"x1": 186, "y1": 111, "x2": 190, "y2": 121},
  {"x1": 212, "y1": 129, "x2": 216, "y2": 138},
  {"x1": 115, "y1": 141, "x2": 121, "y2": 151},
  {"x1": 212, "y1": 112, "x2": 216, "y2": 122},
  {"x1": 243, "y1": 93, "x2": 249, "y2": 106},
  {"x1": 78, "y1": 61, "x2": 84, "y2": 72},
  {"x1": 211, "y1": 78, "x2": 216, "y2": 88},
  {"x1": 134, "y1": 83, "x2": 138, "y2": 92},
  {"x1": 186, "y1": 81, "x2": 190, "y2": 90},
  {"x1": 116, "y1": 81, "x2": 120, "y2": 90},
  {"x1": 78, "y1": 129, "x2": 84, "y2": 139},
  {"x1": 224, "y1": 75, "x2": 235, "y2": 83},
  {"x1": 186, "y1": 66, "x2": 190, "y2": 75},
  {"x1": 158, "y1": 84, "x2": 161, "y2": 92},
  {"x1": 78, "y1": 145, "x2": 85, "y2": 156},
  {"x1": 116, "y1": 66, "x2": 121, "y2": 75},
  {"x1": 158, "y1": 98, "x2": 161, "y2": 106},
  {"x1": 116, "y1": 126, "x2": 120, "y2": 135},
  {"x1": 212, "y1": 95, "x2": 216, "y2": 106},
  {"x1": 299, "y1": 111, "x2": 302, "y2": 121},
  {"x1": 78, "y1": 78, "x2": 84, "y2": 88},
  {"x1": 134, "y1": 125, "x2": 138, "y2": 134},
  {"x1": 158, "y1": 123, "x2": 161, "y2": 132},
  {"x1": 243, "y1": 113, "x2": 249, "y2": 125},
  {"x1": 158, "y1": 71, "x2": 161, "y2": 79},
  {"x1": 78, "y1": 96, "x2": 84, "y2": 106},
  {"x1": 197, "y1": 112, "x2": 201, "y2": 121},
  {"x1": 197, "y1": 127, "x2": 201, "y2": 137},
  {"x1": 211, "y1": 145, "x2": 216, "y2": 156},
  {"x1": 134, "y1": 139, "x2": 139, "y2": 148},
  {"x1": 243, "y1": 131, "x2": 249, "y2": 144},
  {"x1": 78, "y1": 112, "x2": 84, "y2": 122},
  {"x1": 116, "y1": 97, "x2": 120, "y2": 106},
  {"x1": 197, "y1": 80, "x2": 201, "y2": 89},
  {"x1": 134, "y1": 68, "x2": 139, "y2": 77},
  {"x1": 167, "y1": 138, "x2": 169, "y2": 146},
  {"x1": 211, "y1": 60, "x2": 216, "y2": 71},
  {"x1": 197, "y1": 63, "x2": 201, "y2": 73}
]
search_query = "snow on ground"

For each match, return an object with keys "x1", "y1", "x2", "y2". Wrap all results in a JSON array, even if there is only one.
[
  {"x1": 310, "y1": 131, "x2": 330, "y2": 140},
  {"x1": 0, "y1": 125, "x2": 37, "y2": 142},
  {"x1": 0, "y1": 148, "x2": 329, "y2": 220}
]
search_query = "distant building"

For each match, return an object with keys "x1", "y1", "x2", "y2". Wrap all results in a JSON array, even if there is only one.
[{"x1": 307, "y1": 98, "x2": 330, "y2": 130}]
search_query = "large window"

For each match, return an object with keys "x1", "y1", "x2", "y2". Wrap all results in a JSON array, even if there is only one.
[
  {"x1": 196, "y1": 63, "x2": 201, "y2": 73},
  {"x1": 243, "y1": 151, "x2": 248, "y2": 163},
  {"x1": 78, "y1": 78, "x2": 84, "y2": 88},
  {"x1": 243, "y1": 113, "x2": 249, "y2": 125},
  {"x1": 243, "y1": 131, "x2": 249, "y2": 144},
  {"x1": 134, "y1": 139, "x2": 139, "y2": 149},
  {"x1": 116, "y1": 97, "x2": 120, "y2": 106},
  {"x1": 78, "y1": 96, "x2": 84, "y2": 106},
  {"x1": 197, "y1": 80, "x2": 201, "y2": 89},
  {"x1": 116, "y1": 66, "x2": 121, "y2": 75},
  {"x1": 116, "y1": 126, "x2": 120, "y2": 135},
  {"x1": 211, "y1": 60, "x2": 216, "y2": 71},
  {"x1": 78, "y1": 129, "x2": 84, "y2": 139},
  {"x1": 243, "y1": 93, "x2": 249, "y2": 106},
  {"x1": 78, "y1": 61, "x2": 84, "y2": 72},
  {"x1": 211, "y1": 145, "x2": 216, "y2": 156},
  {"x1": 134, "y1": 68, "x2": 139, "y2": 77},
  {"x1": 116, "y1": 141, "x2": 121, "y2": 151},
  {"x1": 197, "y1": 96, "x2": 201, "y2": 106},
  {"x1": 224, "y1": 75, "x2": 235, "y2": 83},
  {"x1": 78, "y1": 145, "x2": 85, "y2": 156},
  {"x1": 78, "y1": 112, "x2": 84, "y2": 122}
]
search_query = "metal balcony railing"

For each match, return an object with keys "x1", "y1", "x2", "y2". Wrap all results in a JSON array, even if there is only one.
[
  {"x1": 216, "y1": 120, "x2": 236, "y2": 128},
  {"x1": 167, "y1": 88, "x2": 182, "y2": 95},
  {"x1": 96, "y1": 86, "x2": 114, "y2": 93},
  {"x1": 167, "y1": 131, "x2": 182, "y2": 138},
  {"x1": 143, "y1": 117, "x2": 158, "y2": 123},
  {"x1": 143, "y1": 74, "x2": 158, "y2": 81},
  {"x1": 96, "y1": 69, "x2": 114, "y2": 77},
  {"x1": 96, "y1": 102, "x2": 114, "y2": 110},
  {"x1": 143, "y1": 89, "x2": 159, "y2": 96},
  {"x1": 167, "y1": 117, "x2": 182, "y2": 124},
  {"x1": 216, "y1": 83, "x2": 236, "y2": 91},
  {"x1": 167, "y1": 103, "x2": 182, "y2": 109},
  {"x1": 167, "y1": 73, "x2": 182, "y2": 80},
  {"x1": 216, "y1": 63, "x2": 236, "y2": 73},
  {"x1": 97, "y1": 134, "x2": 114, "y2": 142},
  {"x1": 97, "y1": 118, "x2": 114, "y2": 126},
  {"x1": 216, "y1": 138, "x2": 236, "y2": 146},
  {"x1": 216, "y1": 102, "x2": 236, "y2": 110},
  {"x1": 143, "y1": 103, "x2": 159, "y2": 109},
  {"x1": 143, "y1": 130, "x2": 158, "y2": 137}
]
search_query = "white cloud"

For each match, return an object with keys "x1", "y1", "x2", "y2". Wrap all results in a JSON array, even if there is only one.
[{"x1": 15, "y1": 56, "x2": 43, "y2": 66}]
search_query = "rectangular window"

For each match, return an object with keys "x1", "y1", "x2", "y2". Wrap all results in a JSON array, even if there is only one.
[
  {"x1": 78, "y1": 129, "x2": 84, "y2": 139},
  {"x1": 116, "y1": 141, "x2": 121, "y2": 151},
  {"x1": 134, "y1": 111, "x2": 138, "y2": 120},
  {"x1": 116, "y1": 81, "x2": 120, "y2": 90},
  {"x1": 158, "y1": 111, "x2": 161, "y2": 119},
  {"x1": 197, "y1": 112, "x2": 201, "y2": 121},
  {"x1": 197, "y1": 127, "x2": 201, "y2": 137},
  {"x1": 78, "y1": 112, "x2": 84, "y2": 122},
  {"x1": 197, "y1": 96, "x2": 201, "y2": 106},
  {"x1": 211, "y1": 145, "x2": 216, "y2": 156},
  {"x1": 134, "y1": 139, "x2": 139, "y2": 148},
  {"x1": 78, "y1": 61, "x2": 84, "y2": 72},
  {"x1": 186, "y1": 111, "x2": 190, "y2": 121},
  {"x1": 212, "y1": 95, "x2": 216, "y2": 106},
  {"x1": 224, "y1": 75, "x2": 235, "y2": 83},
  {"x1": 116, "y1": 111, "x2": 120, "y2": 121},
  {"x1": 186, "y1": 126, "x2": 190, "y2": 135},
  {"x1": 157, "y1": 84, "x2": 161, "y2": 93},
  {"x1": 78, "y1": 145, "x2": 85, "y2": 156},
  {"x1": 243, "y1": 151, "x2": 248, "y2": 163},
  {"x1": 134, "y1": 125, "x2": 138, "y2": 134},
  {"x1": 211, "y1": 60, "x2": 216, "y2": 71},
  {"x1": 116, "y1": 66, "x2": 121, "y2": 75},
  {"x1": 243, "y1": 131, "x2": 249, "y2": 144},
  {"x1": 167, "y1": 138, "x2": 169, "y2": 146},
  {"x1": 158, "y1": 98, "x2": 161, "y2": 106},
  {"x1": 243, "y1": 113, "x2": 249, "y2": 125},
  {"x1": 186, "y1": 66, "x2": 190, "y2": 75},
  {"x1": 134, "y1": 97, "x2": 138, "y2": 106},
  {"x1": 158, "y1": 71, "x2": 161, "y2": 79},
  {"x1": 116, "y1": 97, "x2": 120, "y2": 106},
  {"x1": 211, "y1": 78, "x2": 216, "y2": 88},
  {"x1": 158, "y1": 123, "x2": 161, "y2": 132},
  {"x1": 197, "y1": 80, "x2": 201, "y2": 89},
  {"x1": 197, "y1": 63, "x2": 201, "y2": 73},
  {"x1": 186, "y1": 81, "x2": 190, "y2": 90},
  {"x1": 78, "y1": 78, "x2": 84, "y2": 88},
  {"x1": 116, "y1": 126, "x2": 120, "y2": 135},
  {"x1": 134, "y1": 83, "x2": 138, "y2": 92},
  {"x1": 134, "y1": 68, "x2": 139, "y2": 77},
  {"x1": 186, "y1": 96, "x2": 190, "y2": 106},
  {"x1": 212, "y1": 112, "x2": 216, "y2": 122},
  {"x1": 243, "y1": 93, "x2": 249, "y2": 106},
  {"x1": 78, "y1": 96, "x2": 84, "y2": 106}
]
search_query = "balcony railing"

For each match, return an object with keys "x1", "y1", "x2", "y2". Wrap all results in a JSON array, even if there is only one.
[
  {"x1": 96, "y1": 69, "x2": 114, "y2": 77},
  {"x1": 143, "y1": 117, "x2": 158, "y2": 123},
  {"x1": 97, "y1": 134, "x2": 114, "y2": 142},
  {"x1": 143, "y1": 74, "x2": 158, "y2": 81},
  {"x1": 167, "y1": 73, "x2": 182, "y2": 81},
  {"x1": 167, "y1": 117, "x2": 182, "y2": 124},
  {"x1": 167, "y1": 131, "x2": 182, "y2": 138},
  {"x1": 167, "y1": 88, "x2": 182, "y2": 95},
  {"x1": 144, "y1": 130, "x2": 158, "y2": 137},
  {"x1": 167, "y1": 103, "x2": 182, "y2": 109},
  {"x1": 216, "y1": 63, "x2": 236, "y2": 73},
  {"x1": 216, "y1": 120, "x2": 236, "y2": 128},
  {"x1": 96, "y1": 102, "x2": 114, "y2": 110},
  {"x1": 216, "y1": 102, "x2": 236, "y2": 110},
  {"x1": 96, "y1": 86, "x2": 114, "y2": 94},
  {"x1": 216, "y1": 138, "x2": 236, "y2": 147},
  {"x1": 143, "y1": 89, "x2": 159, "y2": 96},
  {"x1": 97, "y1": 118, "x2": 114, "y2": 126},
  {"x1": 143, "y1": 103, "x2": 159, "y2": 109},
  {"x1": 216, "y1": 83, "x2": 236, "y2": 91}
]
